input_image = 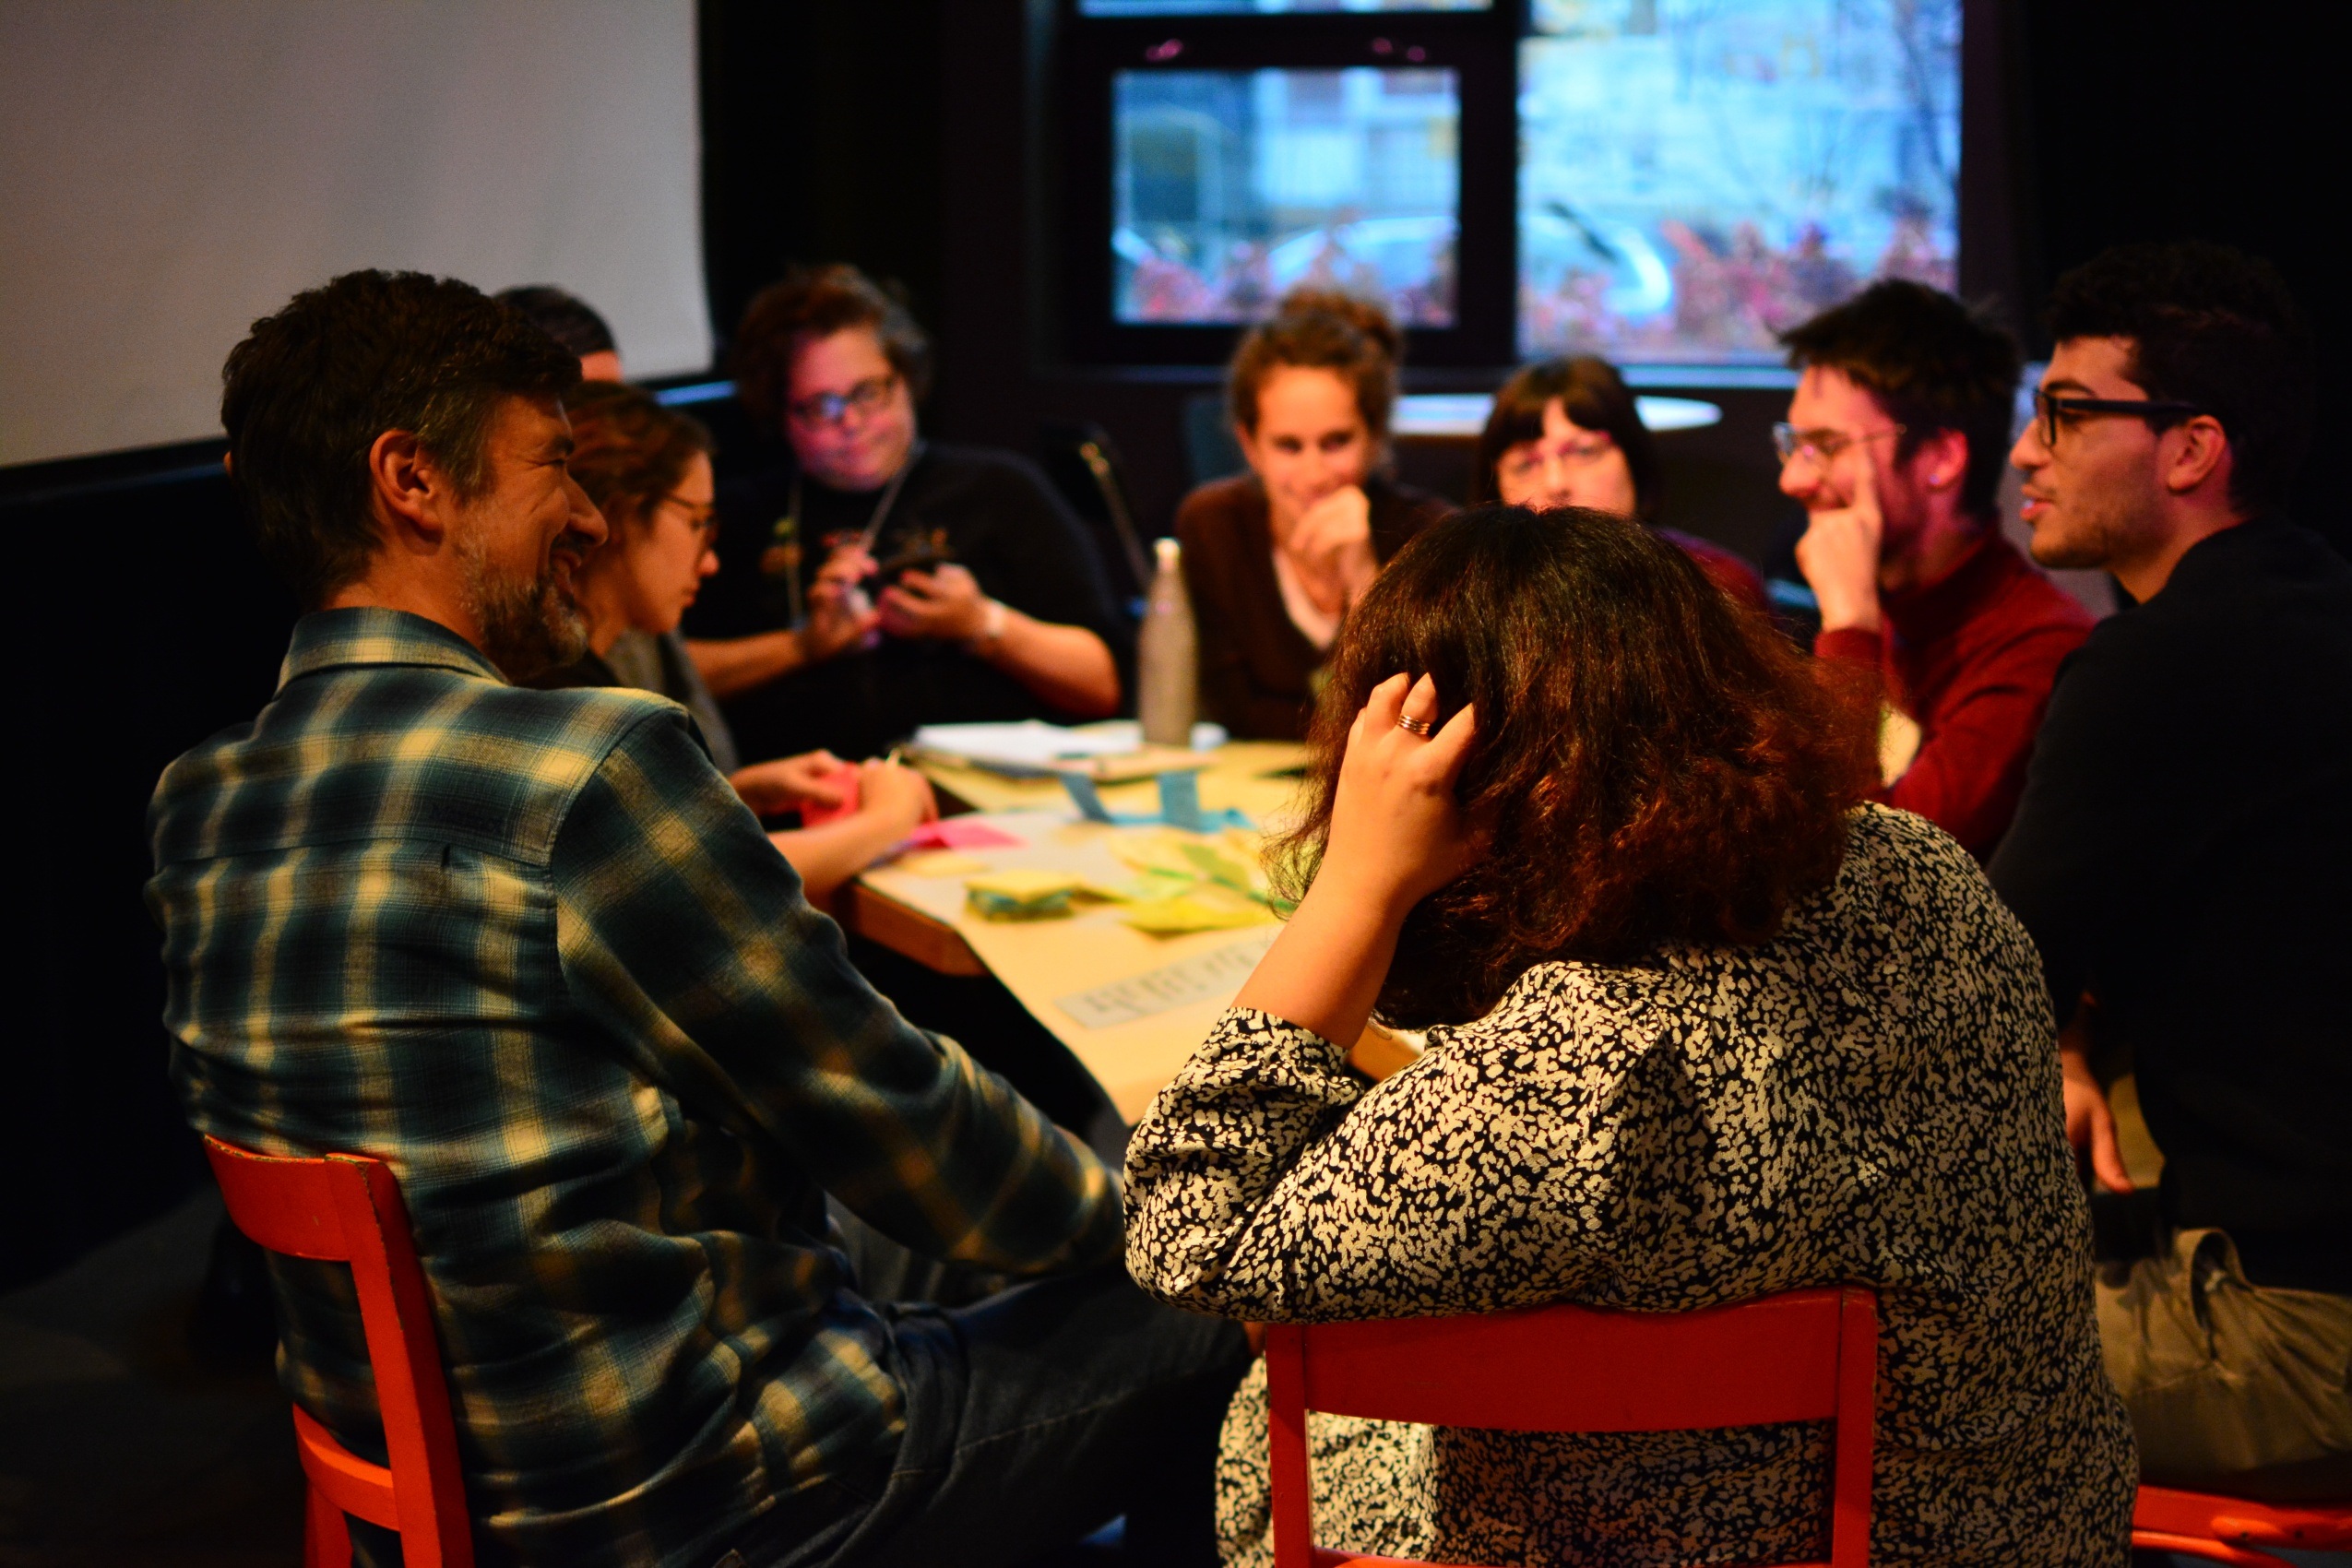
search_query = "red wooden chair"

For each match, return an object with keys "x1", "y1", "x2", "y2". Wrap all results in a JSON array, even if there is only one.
[
  {"x1": 1265, "y1": 1284, "x2": 1878, "y2": 1568},
  {"x1": 2132, "y1": 1483, "x2": 2352, "y2": 1566},
  {"x1": 202, "y1": 1135, "x2": 474, "y2": 1568}
]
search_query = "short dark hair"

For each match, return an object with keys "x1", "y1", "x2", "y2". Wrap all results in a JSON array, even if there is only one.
[
  {"x1": 1272, "y1": 505, "x2": 1871, "y2": 1028},
  {"x1": 494, "y1": 285, "x2": 617, "y2": 360},
  {"x1": 1227, "y1": 287, "x2": 1403, "y2": 444},
  {"x1": 1468, "y1": 356, "x2": 1663, "y2": 518},
  {"x1": 564, "y1": 381, "x2": 714, "y2": 534},
  {"x1": 2045, "y1": 241, "x2": 2313, "y2": 517},
  {"x1": 1780, "y1": 279, "x2": 2021, "y2": 521},
  {"x1": 220, "y1": 271, "x2": 580, "y2": 608},
  {"x1": 729, "y1": 265, "x2": 932, "y2": 434}
]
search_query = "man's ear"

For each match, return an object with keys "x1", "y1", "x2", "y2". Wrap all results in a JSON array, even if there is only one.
[
  {"x1": 1911, "y1": 427, "x2": 1970, "y2": 493},
  {"x1": 365, "y1": 429, "x2": 456, "y2": 553},
  {"x1": 2160, "y1": 414, "x2": 2233, "y2": 498}
]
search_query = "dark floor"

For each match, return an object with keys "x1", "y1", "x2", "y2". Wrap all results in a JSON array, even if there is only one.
[
  {"x1": 5, "y1": 1194, "x2": 2343, "y2": 1568},
  {"x1": 0, "y1": 1190, "x2": 303, "y2": 1567}
]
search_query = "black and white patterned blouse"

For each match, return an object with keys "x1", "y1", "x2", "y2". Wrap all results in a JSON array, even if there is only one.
[{"x1": 1124, "y1": 804, "x2": 2135, "y2": 1565}]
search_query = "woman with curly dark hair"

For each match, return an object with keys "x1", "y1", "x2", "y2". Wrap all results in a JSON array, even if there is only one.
[
  {"x1": 1123, "y1": 505, "x2": 2135, "y2": 1565},
  {"x1": 1175, "y1": 287, "x2": 1451, "y2": 740}
]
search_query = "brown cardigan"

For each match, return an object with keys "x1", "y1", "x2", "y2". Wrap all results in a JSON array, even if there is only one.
[{"x1": 1175, "y1": 475, "x2": 1450, "y2": 741}]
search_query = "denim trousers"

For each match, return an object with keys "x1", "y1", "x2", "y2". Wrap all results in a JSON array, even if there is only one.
[{"x1": 722, "y1": 1265, "x2": 1253, "y2": 1568}]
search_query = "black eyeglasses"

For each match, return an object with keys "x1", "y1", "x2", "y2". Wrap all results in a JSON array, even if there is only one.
[
  {"x1": 2031, "y1": 388, "x2": 2205, "y2": 449},
  {"x1": 787, "y1": 373, "x2": 900, "y2": 428}
]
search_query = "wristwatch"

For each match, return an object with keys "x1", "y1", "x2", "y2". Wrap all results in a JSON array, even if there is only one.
[{"x1": 969, "y1": 598, "x2": 1008, "y2": 655}]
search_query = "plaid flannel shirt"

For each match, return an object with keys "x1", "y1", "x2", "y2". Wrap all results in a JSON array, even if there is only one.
[{"x1": 148, "y1": 609, "x2": 1120, "y2": 1568}]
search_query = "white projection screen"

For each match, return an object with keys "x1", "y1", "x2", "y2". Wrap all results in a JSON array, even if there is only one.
[{"x1": 0, "y1": 1, "x2": 711, "y2": 468}]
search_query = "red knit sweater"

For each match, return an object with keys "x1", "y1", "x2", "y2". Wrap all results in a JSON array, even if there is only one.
[{"x1": 1815, "y1": 533, "x2": 2094, "y2": 860}]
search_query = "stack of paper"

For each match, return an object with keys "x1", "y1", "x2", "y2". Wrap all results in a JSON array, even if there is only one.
[{"x1": 910, "y1": 719, "x2": 1228, "y2": 779}]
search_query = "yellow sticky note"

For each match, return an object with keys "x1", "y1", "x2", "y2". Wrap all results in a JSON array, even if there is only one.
[{"x1": 1121, "y1": 897, "x2": 1276, "y2": 935}]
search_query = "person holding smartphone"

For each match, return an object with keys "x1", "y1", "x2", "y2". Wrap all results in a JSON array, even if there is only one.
[{"x1": 685, "y1": 266, "x2": 1130, "y2": 761}]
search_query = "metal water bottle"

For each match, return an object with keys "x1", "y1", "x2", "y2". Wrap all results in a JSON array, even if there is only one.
[{"x1": 1138, "y1": 536, "x2": 1198, "y2": 747}]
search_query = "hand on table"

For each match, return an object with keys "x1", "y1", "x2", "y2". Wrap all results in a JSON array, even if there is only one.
[
  {"x1": 878, "y1": 563, "x2": 991, "y2": 644},
  {"x1": 1319, "y1": 673, "x2": 1485, "y2": 915},
  {"x1": 1794, "y1": 457, "x2": 1886, "y2": 635},
  {"x1": 1285, "y1": 485, "x2": 1377, "y2": 616},
  {"x1": 729, "y1": 750, "x2": 849, "y2": 816}
]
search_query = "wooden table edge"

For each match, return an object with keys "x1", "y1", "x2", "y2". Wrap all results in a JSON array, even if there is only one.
[{"x1": 839, "y1": 880, "x2": 988, "y2": 977}]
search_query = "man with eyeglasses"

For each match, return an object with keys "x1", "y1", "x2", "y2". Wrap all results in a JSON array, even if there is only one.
[
  {"x1": 1989, "y1": 242, "x2": 2352, "y2": 1499},
  {"x1": 1776, "y1": 279, "x2": 2095, "y2": 860},
  {"x1": 683, "y1": 265, "x2": 1128, "y2": 763}
]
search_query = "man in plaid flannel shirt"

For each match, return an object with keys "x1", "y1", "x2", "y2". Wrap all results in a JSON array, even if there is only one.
[{"x1": 148, "y1": 270, "x2": 1246, "y2": 1568}]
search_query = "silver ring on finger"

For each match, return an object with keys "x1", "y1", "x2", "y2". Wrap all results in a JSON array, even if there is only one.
[{"x1": 1396, "y1": 713, "x2": 1436, "y2": 738}]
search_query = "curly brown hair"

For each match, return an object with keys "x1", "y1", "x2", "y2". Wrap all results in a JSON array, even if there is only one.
[
  {"x1": 1272, "y1": 505, "x2": 1872, "y2": 1028},
  {"x1": 1226, "y1": 286, "x2": 1402, "y2": 441},
  {"x1": 728, "y1": 263, "x2": 932, "y2": 435},
  {"x1": 563, "y1": 381, "x2": 713, "y2": 534}
]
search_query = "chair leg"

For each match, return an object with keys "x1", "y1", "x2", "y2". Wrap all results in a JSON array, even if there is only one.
[{"x1": 305, "y1": 1482, "x2": 353, "y2": 1568}]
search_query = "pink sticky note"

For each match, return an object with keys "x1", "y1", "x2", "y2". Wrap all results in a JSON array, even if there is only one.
[
  {"x1": 904, "y1": 818, "x2": 1027, "y2": 850},
  {"x1": 799, "y1": 764, "x2": 862, "y2": 826}
]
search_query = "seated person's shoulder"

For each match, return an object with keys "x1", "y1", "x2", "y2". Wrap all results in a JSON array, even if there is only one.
[
  {"x1": 493, "y1": 679, "x2": 683, "y2": 756},
  {"x1": 921, "y1": 442, "x2": 1067, "y2": 510},
  {"x1": 1829, "y1": 802, "x2": 2002, "y2": 921},
  {"x1": 1174, "y1": 474, "x2": 1263, "y2": 541},
  {"x1": 1993, "y1": 545, "x2": 2098, "y2": 635}
]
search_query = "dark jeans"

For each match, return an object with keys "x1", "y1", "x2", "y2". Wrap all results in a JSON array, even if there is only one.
[{"x1": 722, "y1": 1266, "x2": 1251, "y2": 1568}]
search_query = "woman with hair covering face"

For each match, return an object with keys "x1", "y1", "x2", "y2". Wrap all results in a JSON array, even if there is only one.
[
  {"x1": 1176, "y1": 289, "x2": 1450, "y2": 740},
  {"x1": 538, "y1": 381, "x2": 939, "y2": 900},
  {"x1": 1474, "y1": 354, "x2": 1768, "y2": 611},
  {"x1": 1123, "y1": 507, "x2": 2136, "y2": 1565}
]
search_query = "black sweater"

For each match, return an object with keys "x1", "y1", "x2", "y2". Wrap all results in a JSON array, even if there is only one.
[
  {"x1": 688, "y1": 444, "x2": 1129, "y2": 762},
  {"x1": 1989, "y1": 517, "x2": 2352, "y2": 1292}
]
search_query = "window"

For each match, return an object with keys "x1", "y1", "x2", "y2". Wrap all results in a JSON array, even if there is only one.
[
  {"x1": 1053, "y1": 0, "x2": 1964, "y2": 371},
  {"x1": 1112, "y1": 66, "x2": 1462, "y2": 325},
  {"x1": 1083, "y1": 1, "x2": 1489, "y2": 15},
  {"x1": 1519, "y1": 0, "x2": 1961, "y2": 363}
]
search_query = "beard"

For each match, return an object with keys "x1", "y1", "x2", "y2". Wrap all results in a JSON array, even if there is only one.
[
  {"x1": 2025, "y1": 471, "x2": 2164, "y2": 576},
  {"x1": 456, "y1": 525, "x2": 589, "y2": 683}
]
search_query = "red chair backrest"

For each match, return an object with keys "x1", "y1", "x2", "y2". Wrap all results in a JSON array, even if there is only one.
[
  {"x1": 2133, "y1": 1483, "x2": 2352, "y2": 1566},
  {"x1": 204, "y1": 1135, "x2": 474, "y2": 1568},
  {"x1": 1265, "y1": 1284, "x2": 1877, "y2": 1568}
]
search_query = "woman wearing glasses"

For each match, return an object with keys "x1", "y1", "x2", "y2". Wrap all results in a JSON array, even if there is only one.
[
  {"x1": 684, "y1": 265, "x2": 1128, "y2": 761},
  {"x1": 1471, "y1": 354, "x2": 1767, "y2": 611},
  {"x1": 537, "y1": 382, "x2": 939, "y2": 900}
]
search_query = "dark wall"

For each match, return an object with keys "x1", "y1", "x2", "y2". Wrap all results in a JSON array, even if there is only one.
[
  {"x1": 699, "y1": 0, "x2": 946, "y2": 426},
  {"x1": 2015, "y1": 2, "x2": 2346, "y2": 552},
  {"x1": 7, "y1": 453, "x2": 296, "y2": 1284}
]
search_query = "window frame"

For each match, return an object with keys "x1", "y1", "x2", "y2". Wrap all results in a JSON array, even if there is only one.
[{"x1": 1049, "y1": 0, "x2": 1524, "y2": 369}]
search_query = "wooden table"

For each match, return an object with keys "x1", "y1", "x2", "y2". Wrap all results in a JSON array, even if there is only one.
[{"x1": 841, "y1": 742, "x2": 1311, "y2": 1119}]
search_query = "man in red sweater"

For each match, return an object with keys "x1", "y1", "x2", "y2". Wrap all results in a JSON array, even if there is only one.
[{"x1": 1778, "y1": 280, "x2": 2093, "y2": 860}]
